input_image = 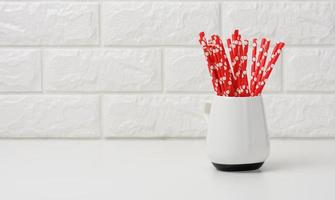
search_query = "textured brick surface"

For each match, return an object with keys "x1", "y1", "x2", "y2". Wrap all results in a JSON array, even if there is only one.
[
  {"x1": 264, "y1": 95, "x2": 335, "y2": 137},
  {"x1": 44, "y1": 49, "x2": 161, "y2": 91},
  {"x1": 285, "y1": 48, "x2": 335, "y2": 91},
  {"x1": 221, "y1": 2, "x2": 335, "y2": 44},
  {"x1": 262, "y1": 57, "x2": 282, "y2": 92},
  {"x1": 0, "y1": 95, "x2": 99, "y2": 138},
  {"x1": 165, "y1": 48, "x2": 212, "y2": 92},
  {"x1": 102, "y1": 95, "x2": 209, "y2": 137},
  {"x1": 0, "y1": 3, "x2": 98, "y2": 45},
  {"x1": 102, "y1": 2, "x2": 220, "y2": 45},
  {"x1": 0, "y1": 1, "x2": 333, "y2": 138},
  {"x1": 0, "y1": 50, "x2": 41, "y2": 91}
]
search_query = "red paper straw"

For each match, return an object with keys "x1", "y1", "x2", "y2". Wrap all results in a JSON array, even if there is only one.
[
  {"x1": 232, "y1": 29, "x2": 239, "y2": 56},
  {"x1": 251, "y1": 39, "x2": 257, "y2": 76},
  {"x1": 212, "y1": 35, "x2": 234, "y2": 96},
  {"x1": 262, "y1": 42, "x2": 285, "y2": 81},
  {"x1": 199, "y1": 32, "x2": 222, "y2": 95},
  {"x1": 226, "y1": 39, "x2": 236, "y2": 72},
  {"x1": 254, "y1": 39, "x2": 270, "y2": 93},
  {"x1": 199, "y1": 30, "x2": 284, "y2": 97},
  {"x1": 241, "y1": 39, "x2": 249, "y2": 96},
  {"x1": 250, "y1": 38, "x2": 257, "y2": 95},
  {"x1": 226, "y1": 38, "x2": 238, "y2": 96},
  {"x1": 209, "y1": 38, "x2": 226, "y2": 95},
  {"x1": 251, "y1": 38, "x2": 266, "y2": 94},
  {"x1": 254, "y1": 42, "x2": 285, "y2": 95},
  {"x1": 235, "y1": 39, "x2": 242, "y2": 93},
  {"x1": 222, "y1": 50, "x2": 235, "y2": 96}
]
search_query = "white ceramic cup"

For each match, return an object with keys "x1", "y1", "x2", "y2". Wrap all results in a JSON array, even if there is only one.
[{"x1": 204, "y1": 95, "x2": 270, "y2": 171}]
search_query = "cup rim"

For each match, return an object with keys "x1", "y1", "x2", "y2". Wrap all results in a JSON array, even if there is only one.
[{"x1": 213, "y1": 95, "x2": 262, "y2": 100}]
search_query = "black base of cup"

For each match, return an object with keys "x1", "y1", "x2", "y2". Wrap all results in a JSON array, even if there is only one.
[{"x1": 212, "y1": 162, "x2": 264, "y2": 172}]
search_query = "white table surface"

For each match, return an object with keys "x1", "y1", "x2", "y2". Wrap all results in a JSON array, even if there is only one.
[{"x1": 0, "y1": 139, "x2": 334, "y2": 200}]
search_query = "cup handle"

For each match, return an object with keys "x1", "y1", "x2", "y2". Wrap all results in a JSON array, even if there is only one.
[{"x1": 204, "y1": 101, "x2": 211, "y2": 117}]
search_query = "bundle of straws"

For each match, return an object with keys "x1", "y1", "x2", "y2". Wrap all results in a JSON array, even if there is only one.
[{"x1": 199, "y1": 29, "x2": 285, "y2": 97}]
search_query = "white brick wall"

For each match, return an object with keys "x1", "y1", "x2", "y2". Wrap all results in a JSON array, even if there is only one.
[
  {"x1": 0, "y1": 50, "x2": 41, "y2": 91},
  {"x1": 102, "y1": 95, "x2": 209, "y2": 137},
  {"x1": 102, "y1": 2, "x2": 220, "y2": 45},
  {"x1": 0, "y1": 3, "x2": 98, "y2": 45},
  {"x1": 44, "y1": 49, "x2": 161, "y2": 91},
  {"x1": 0, "y1": 1, "x2": 334, "y2": 138},
  {"x1": 0, "y1": 95, "x2": 99, "y2": 138}
]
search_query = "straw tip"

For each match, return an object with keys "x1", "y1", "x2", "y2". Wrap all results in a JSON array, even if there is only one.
[{"x1": 278, "y1": 41, "x2": 285, "y2": 47}]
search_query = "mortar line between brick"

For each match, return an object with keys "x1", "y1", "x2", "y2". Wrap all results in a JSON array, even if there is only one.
[
  {"x1": 3, "y1": 0, "x2": 324, "y2": 2},
  {"x1": 1, "y1": 45, "x2": 335, "y2": 49},
  {"x1": 161, "y1": 48, "x2": 165, "y2": 93},
  {"x1": 265, "y1": 92, "x2": 335, "y2": 95},
  {"x1": 101, "y1": 0, "x2": 329, "y2": 2},
  {"x1": 98, "y1": 0, "x2": 103, "y2": 48},
  {"x1": 285, "y1": 44, "x2": 335, "y2": 48},
  {"x1": 0, "y1": 45, "x2": 199, "y2": 49},
  {"x1": 40, "y1": 48, "x2": 45, "y2": 93},
  {"x1": 12, "y1": 90, "x2": 335, "y2": 95},
  {"x1": 218, "y1": 2, "x2": 222, "y2": 36},
  {"x1": 99, "y1": 95, "x2": 104, "y2": 139},
  {"x1": 0, "y1": 92, "x2": 44, "y2": 95},
  {"x1": 0, "y1": 45, "x2": 193, "y2": 48},
  {"x1": 281, "y1": 51, "x2": 285, "y2": 93},
  {"x1": 0, "y1": 137, "x2": 333, "y2": 140},
  {"x1": 1, "y1": 92, "x2": 335, "y2": 96}
]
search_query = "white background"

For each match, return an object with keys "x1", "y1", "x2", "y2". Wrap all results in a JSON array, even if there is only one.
[{"x1": 0, "y1": 1, "x2": 334, "y2": 138}]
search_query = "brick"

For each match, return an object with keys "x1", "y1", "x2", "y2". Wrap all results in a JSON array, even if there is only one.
[
  {"x1": 0, "y1": 95, "x2": 99, "y2": 137},
  {"x1": 221, "y1": 2, "x2": 335, "y2": 44},
  {"x1": 0, "y1": 49, "x2": 41, "y2": 91},
  {"x1": 165, "y1": 48, "x2": 211, "y2": 92},
  {"x1": 102, "y1": 2, "x2": 220, "y2": 45},
  {"x1": 0, "y1": 3, "x2": 98, "y2": 45},
  {"x1": 262, "y1": 57, "x2": 282, "y2": 92},
  {"x1": 264, "y1": 95, "x2": 335, "y2": 137},
  {"x1": 285, "y1": 48, "x2": 335, "y2": 91},
  {"x1": 44, "y1": 49, "x2": 161, "y2": 91},
  {"x1": 102, "y1": 95, "x2": 209, "y2": 137}
]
